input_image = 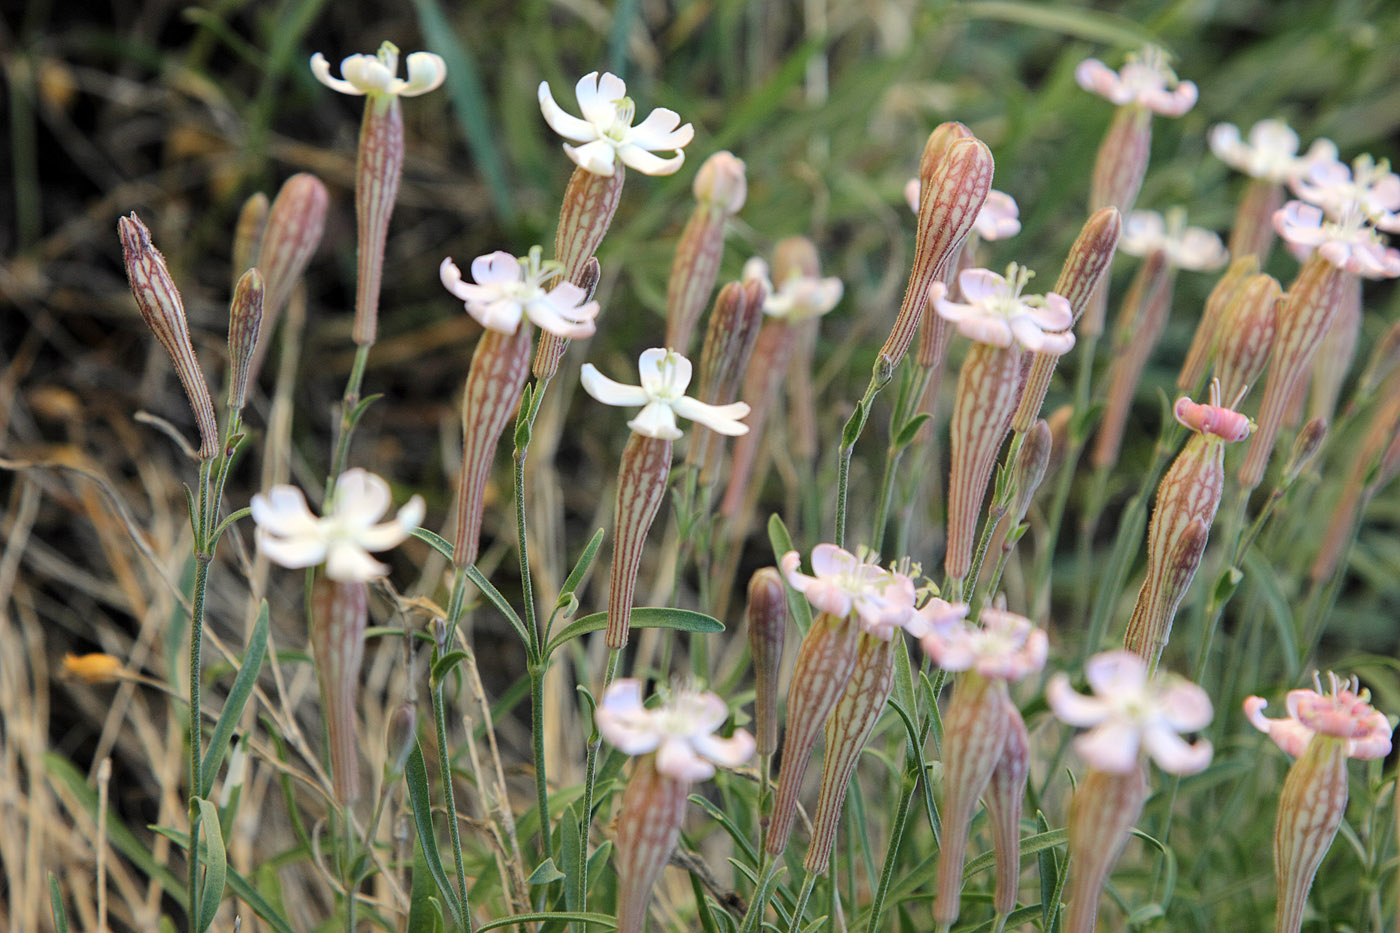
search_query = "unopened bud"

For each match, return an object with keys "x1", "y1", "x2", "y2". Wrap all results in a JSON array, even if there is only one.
[
  {"x1": 689, "y1": 279, "x2": 766, "y2": 485},
  {"x1": 232, "y1": 192, "x2": 268, "y2": 289},
  {"x1": 227, "y1": 269, "x2": 265, "y2": 411},
  {"x1": 252, "y1": 173, "x2": 328, "y2": 381},
  {"x1": 118, "y1": 212, "x2": 219, "y2": 460},
  {"x1": 1283, "y1": 417, "x2": 1328, "y2": 487},
  {"x1": 578, "y1": 256, "x2": 602, "y2": 304},
  {"x1": 746, "y1": 568, "x2": 787, "y2": 756},
  {"x1": 1007, "y1": 419, "x2": 1052, "y2": 531},
  {"x1": 1213, "y1": 273, "x2": 1280, "y2": 404},
  {"x1": 1178, "y1": 254, "x2": 1257, "y2": 393},
  {"x1": 386, "y1": 702, "x2": 418, "y2": 779},
  {"x1": 692, "y1": 150, "x2": 747, "y2": 214},
  {"x1": 218, "y1": 736, "x2": 248, "y2": 808},
  {"x1": 430, "y1": 616, "x2": 450, "y2": 654}
]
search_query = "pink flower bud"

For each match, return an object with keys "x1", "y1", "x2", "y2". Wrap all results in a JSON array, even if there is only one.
[
  {"x1": 227, "y1": 268, "x2": 265, "y2": 412},
  {"x1": 746, "y1": 567, "x2": 788, "y2": 756},
  {"x1": 311, "y1": 578, "x2": 369, "y2": 803},
  {"x1": 232, "y1": 191, "x2": 268, "y2": 289},
  {"x1": 606, "y1": 433, "x2": 673, "y2": 648},
  {"x1": 1063, "y1": 766, "x2": 1149, "y2": 933},
  {"x1": 1013, "y1": 207, "x2": 1121, "y2": 431},
  {"x1": 1092, "y1": 250, "x2": 1173, "y2": 469},
  {"x1": 688, "y1": 279, "x2": 766, "y2": 487},
  {"x1": 250, "y1": 173, "x2": 328, "y2": 382},
  {"x1": 1213, "y1": 272, "x2": 1282, "y2": 404},
  {"x1": 118, "y1": 212, "x2": 219, "y2": 460},
  {"x1": 1241, "y1": 254, "x2": 1348, "y2": 489},
  {"x1": 881, "y1": 133, "x2": 993, "y2": 373},
  {"x1": 1178, "y1": 254, "x2": 1258, "y2": 394},
  {"x1": 983, "y1": 696, "x2": 1031, "y2": 918},
  {"x1": 946, "y1": 343, "x2": 1025, "y2": 582},
  {"x1": 450, "y1": 324, "x2": 533, "y2": 569},
  {"x1": 535, "y1": 166, "x2": 627, "y2": 380},
  {"x1": 804, "y1": 633, "x2": 895, "y2": 875},
  {"x1": 665, "y1": 152, "x2": 747, "y2": 352},
  {"x1": 693, "y1": 150, "x2": 747, "y2": 212}
]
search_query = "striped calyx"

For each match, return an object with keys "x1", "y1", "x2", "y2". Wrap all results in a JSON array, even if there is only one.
[
  {"x1": 254, "y1": 173, "x2": 328, "y2": 379},
  {"x1": 606, "y1": 433, "x2": 673, "y2": 648},
  {"x1": 1178, "y1": 254, "x2": 1257, "y2": 394},
  {"x1": 1093, "y1": 249, "x2": 1173, "y2": 469},
  {"x1": 612, "y1": 754, "x2": 691, "y2": 933},
  {"x1": 1063, "y1": 765, "x2": 1149, "y2": 933},
  {"x1": 688, "y1": 279, "x2": 767, "y2": 487},
  {"x1": 746, "y1": 567, "x2": 788, "y2": 756},
  {"x1": 664, "y1": 151, "x2": 747, "y2": 352},
  {"x1": 118, "y1": 212, "x2": 219, "y2": 460},
  {"x1": 227, "y1": 268, "x2": 265, "y2": 412},
  {"x1": 311, "y1": 578, "x2": 369, "y2": 803},
  {"x1": 1213, "y1": 272, "x2": 1282, "y2": 404},
  {"x1": 352, "y1": 95, "x2": 404, "y2": 346}
]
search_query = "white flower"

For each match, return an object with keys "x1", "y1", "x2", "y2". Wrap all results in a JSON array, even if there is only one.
[
  {"x1": 538, "y1": 71, "x2": 693, "y2": 177},
  {"x1": 904, "y1": 182, "x2": 1021, "y2": 242},
  {"x1": 310, "y1": 42, "x2": 445, "y2": 98},
  {"x1": 1292, "y1": 154, "x2": 1400, "y2": 230},
  {"x1": 742, "y1": 257, "x2": 843, "y2": 321},
  {"x1": 1274, "y1": 201, "x2": 1400, "y2": 278},
  {"x1": 1209, "y1": 120, "x2": 1336, "y2": 184},
  {"x1": 1075, "y1": 47, "x2": 1197, "y2": 117},
  {"x1": 919, "y1": 606, "x2": 1047, "y2": 682},
  {"x1": 933, "y1": 264, "x2": 1074, "y2": 353},
  {"x1": 1121, "y1": 209, "x2": 1229, "y2": 271},
  {"x1": 1047, "y1": 650, "x2": 1213, "y2": 775},
  {"x1": 779, "y1": 544, "x2": 918, "y2": 640},
  {"x1": 581, "y1": 348, "x2": 749, "y2": 440},
  {"x1": 440, "y1": 248, "x2": 600, "y2": 338},
  {"x1": 252, "y1": 468, "x2": 425, "y2": 582},
  {"x1": 596, "y1": 679, "x2": 755, "y2": 781}
]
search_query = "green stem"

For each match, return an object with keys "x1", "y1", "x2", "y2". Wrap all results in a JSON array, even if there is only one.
[
  {"x1": 864, "y1": 765, "x2": 916, "y2": 933},
  {"x1": 327, "y1": 343, "x2": 372, "y2": 489},
  {"x1": 436, "y1": 569, "x2": 474, "y2": 929},
  {"x1": 788, "y1": 871, "x2": 819, "y2": 933},
  {"x1": 835, "y1": 374, "x2": 883, "y2": 549},
  {"x1": 577, "y1": 648, "x2": 621, "y2": 918},
  {"x1": 186, "y1": 552, "x2": 211, "y2": 933}
]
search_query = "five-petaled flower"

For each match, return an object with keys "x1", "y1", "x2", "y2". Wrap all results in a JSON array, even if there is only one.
[
  {"x1": 1209, "y1": 120, "x2": 1337, "y2": 184},
  {"x1": 779, "y1": 544, "x2": 918, "y2": 640},
  {"x1": 310, "y1": 42, "x2": 445, "y2": 98},
  {"x1": 538, "y1": 71, "x2": 693, "y2": 177},
  {"x1": 1292, "y1": 154, "x2": 1400, "y2": 229},
  {"x1": 934, "y1": 265, "x2": 1075, "y2": 353},
  {"x1": 440, "y1": 248, "x2": 600, "y2": 338},
  {"x1": 252, "y1": 468, "x2": 425, "y2": 582},
  {"x1": 1121, "y1": 209, "x2": 1229, "y2": 271},
  {"x1": 919, "y1": 606, "x2": 1047, "y2": 682},
  {"x1": 596, "y1": 679, "x2": 755, "y2": 781},
  {"x1": 1075, "y1": 46, "x2": 1197, "y2": 117},
  {"x1": 742, "y1": 257, "x2": 844, "y2": 321},
  {"x1": 581, "y1": 347, "x2": 750, "y2": 440},
  {"x1": 1246, "y1": 672, "x2": 1393, "y2": 760},
  {"x1": 1274, "y1": 201, "x2": 1400, "y2": 279},
  {"x1": 1047, "y1": 650, "x2": 1213, "y2": 774}
]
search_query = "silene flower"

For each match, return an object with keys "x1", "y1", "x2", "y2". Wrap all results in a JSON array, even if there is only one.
[
  {"x1": 1275, "y1": 200, "x2": 1400, "y2": 279},
  {"x1": 919, "y1": 605, "x2": 1048, "y2": 681},
  {"x1": 779, "y1": 544, "x2": 918, "y2": 640},
  {"x1": 440, "y1": 247, "x2": 600, "y2": 338},
  {"x1": 252, "y1": 468, "x2": 425, "y2": 581},
  {"x1": 934, "y1": 264, "x2": 1075, "y2": 354},
  {"x1": 1209, "y1": 119, "x2": 1336, "y2": 184},
  {"x1": 310, "y1": 43, "x2": 446, "y2": 98},
  {"x1": 1121, "y1": 208, "x2": 1229, "y2": 271},
  {"x1": 597, "y1": 679, "x2": 756, "y2": 781},
  {"x1": 1048, "y1": 649, "x2": 1213, "y2": 775},
  {"x1": 743, "y1": 256, "x2": 844, "y2": 322},
  {"x1": 1075, "y1": 46, "x2": 1198, "y2": 117},
  {"x1": 905, "y1": 182, "x2": 1022, "y2": 241},
  {"x1": 1292, "y1": 153, "x2": 1400, "y2": 228},
  {"x1": 1245, "y1": 672, "x2": 1392, "y2": 760},
  {"x1": 581, "y1": 347, "x2": 750, "y2": 440},
  {"x1": 538, "y1": 71, "x2": 694, "y2": 177}
]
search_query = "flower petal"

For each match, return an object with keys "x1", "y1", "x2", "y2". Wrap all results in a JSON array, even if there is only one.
[
  {"x1": 656, "y1": 736, "x2": 714, "y2": 781},
  {"x1": 628, "y1": 107, "x2": 693, "y2": 151},
  {"x1": 310, "y1": 53, "x2": 362, "y2": 95},
  {"x1": 627, "y1": 401, "x2": 684, "y2": 440},
  {"x1": 1084, "y1": 650, "x2": 1148, "y2": 696},
  {"x1": 324, "y1": 540, "x2": 391, "y2": 581},
  {"x1": 1046, "y1": 673, "x2": 1108, "y2": 727},
  {"x1": 400, "y1": 52, "x2": 446, "y2": 96},
  {"x1": 672, "y1": 396, "x2": 750, "y2": 435},
  {"x1": 331, "y1": 468, "x2": 392, "y2": 529},
  {"x1": 692, "y1": 730, "x2": 757, "y2": 769},
  {"x1": 1073, "y1": 720, "x2": 1141, "y2": 773},
  {"x1": 564, "y1": 139, "x2": 619, "y2": 176},
  {"x1": 580, "y1": 364, "x2": 650, "y2": 408},
  {"x1": 617, "y1": 143, "x2": 686, "y2": 177},
  {"x1": 255, "y1": 527, "x2": 327, "y2": 569},
  {"x1": 537, "y1": 81, "x2": 598, "y2": 142}
]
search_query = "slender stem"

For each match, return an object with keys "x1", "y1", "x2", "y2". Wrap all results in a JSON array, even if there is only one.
[
  {"x1": 343, "y1": 802, "x2": 359, "y2": 933},
  {"x1": 835, "y1": 375, "x2": 882, "y2": 548},
  {"x1": 327, "y1": 343, "x2": 372, "y2": 489},
  {"x1": 436, "y1": 569, "x2": 473, "y2": 929},
  {"x1": 788, "y1": 871, "x2": 819, "y2": 933},
  {"x1": 186, "y1": 551, "x2": 211, "y2": 933},
  {"x1": 577, "y1": 648, "x2": 621, "y2": 920},
  {"x1": 864, "y1": 766, "x2": 916, "y2": 933}
]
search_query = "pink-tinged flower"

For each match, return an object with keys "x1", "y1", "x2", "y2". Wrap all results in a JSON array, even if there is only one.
[
  {"x1": 1121, "y1": 209, "x2": 1229, "y2": 271},
  {"x1": 1292, "y1": 154, "x2": 1400, "y2": 228},
  {"x1": 1274, "y1": 201, "x2": 1400, "y2": 278},
  {"x1": 934, "y1": 265, "x2": 1075, "y2": 353},
  {"x1": 919, "y1": 606, "x2": 1047, "y2": 681},
  {"x1": 743, "y1": 256, "x2": 844, "y2": 321},
  {"x1": 538, "y1": 71, "x2": 693, "y2": 177},
  {"x1": 1075, "y1": 47, "x2": 1197, "y2": 117},
  {"x1": 1210, "y1": 120, "x2": 1336, "y2": 184},
  {"x1": 1246, "y1": 672, "x2": 1393, "y2": 760},
  {"x1": 581, "y1": 348, "x2": 750, "y2": 440},
  {"x1": 597, "y1": 679, "x2": 756, "y2": 781},
  {"x1": 440, "y1": 248, "x2": 600, "y2": 338},
  {"x1": 779, "y1": 545, "x2": 918, "y2": 639},
  {"x1": 252, "y1": 468, "x2": 425, "y2": 581},
  {"x1": 1048, "y1": 650, "x2": 1213, "y2": 774},
  {"x1": 906, "y1": 181, "x2": 1021, "y2": 241},
  {"x1": 310, "y1": 44, "x2": 445, "y2": 98},
  {"x1": 1173, "y1": 387, "x2": 1254, "y2": 441}
]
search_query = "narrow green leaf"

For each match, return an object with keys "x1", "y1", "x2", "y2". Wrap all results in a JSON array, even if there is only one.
[
  {"x1": 689, "y1": 873, "x2": 721, "y2": 933},
  {"x1": 347, "y1": 392, "x2": 384, "y2": 428},
  {"x1": 201, "y1": 601, "x2": 269, "y2": 796},
  {"x1": 430, "y1": 650, "x2": 470, "y2": 686},
  {"x1": 409, "y1": 529, "x2": 532, "y2": 648},
  {"x1": 195, "y1": 799, "x2": 227, "y2": 932},
  {"x1": 689, "y1": 794, "x2": 759, "y2": 867},
  {"x1": 405, "y1": 742, "x2": 466, "y2": 926},
  {"x1": 957, "y1": 2, "x2": 1157, "y2": 51},
  {"x1": 840, "y1": 399, "x2": 867, "y2": 448},
  {"x1": 475, "y1": 912, "x2": 617, "y2": 931},
  {"x1": 556, "y1": 528, "x2": 606, "y2": 612},
  {"x1": 147, "y1": 826, "x2": 293, "y2": 933},
  {"x1": 527, "y1": 857, "x2": 567, "y2": 885},
  {"x1": 49, "y1": 873, "x2": 68, "y2": 933},
  {"x1": 559, "y1": 804, "x2": 582, "y2": 912},
  {"x1": 964, "y1": 829, "x2": 1068, "y2": 877},
  {"x1": 407, "y1": 835, "x2": 444, "y2": 933},
  {"x1": 545, "y1": 607, "x2": 723, "y2": 658},
  {"x1": 767, "y1": 513, "x2": 812, "y2": 635},
  {"x1": 1242, "y1": 547, "x2": 1299, "y2": 680},
  {"x1": 893, "y1": 413, "x2": 932, "y2": 449}
]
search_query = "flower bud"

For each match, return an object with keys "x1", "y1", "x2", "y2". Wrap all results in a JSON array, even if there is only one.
[
  {"x1": 665, "y1": 153, "x2": 747, "y2": 352},
  {"x1": 251, "y1": 173, "x2": 328, "y2": 381},
  {"x1": 1283, "y1": 416, "x2": 1328, "y2": 488},
  {"x1": 227, "y1": 268, "x2": 265, "y2": 411},
  {"x1": 1178, "y1": 254, "x2": 1257, "y2": 394},
  {"x1": 1092, "y1": 250, "x2": 1172, "y2": 469},
  {"x1": 1063, "y1": 766, "x2": 1148, "y2": 933},
  {"x1": 1080, "y1": 105, "x2": 1152, "y2": 337},
  {"x1": 385, "y1": 701, "x2": 417, "y2": 779},
  {"x1": 983, "y1": 696, "x2": 1031, "y2": 918},
  {"x1": 1308, "y1": 272, "x2": 1362, "y2": 423},
  {"x1": 881, "y1": 133, "x2": 993, "y2": 372},
  {"x1": 311, "y1": 578, "x2": 369, "y2": 803},
  {"x1": 1213, "y1": 272, "x2": 1281, "y2": 403},
  {"x1": 1013, "y1": 207, "x2": 1121, "y2": 431},
  {"x1": 1241, "y1": 254, "x2": 1348, "y2": 489},
  {"x1": 606, "y1": 434, "x2": 673, "y2": 649},
  {"x1": 118, "y1": 212, "x2": 219, "y2": 460},
  {"x1": 232, "y1": 191, "x2": 268, "y2": 289},
  {"x1": 688, "y1": 279, "x2": 766, "y2": 486},
  {"x1": 746, "y1": 567, "x2": 788, "y2": 756},
  {"x1": 692, "y1": 150, "x2": 747, "y2": 214},
  {"x1": 353, "y1": 97, "x2": 404, "y2": 346}
]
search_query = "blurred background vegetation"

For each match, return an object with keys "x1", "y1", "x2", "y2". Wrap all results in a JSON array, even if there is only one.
[{"x1": 4, "y1": 0, "x2": 1400, "y2": 928}]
